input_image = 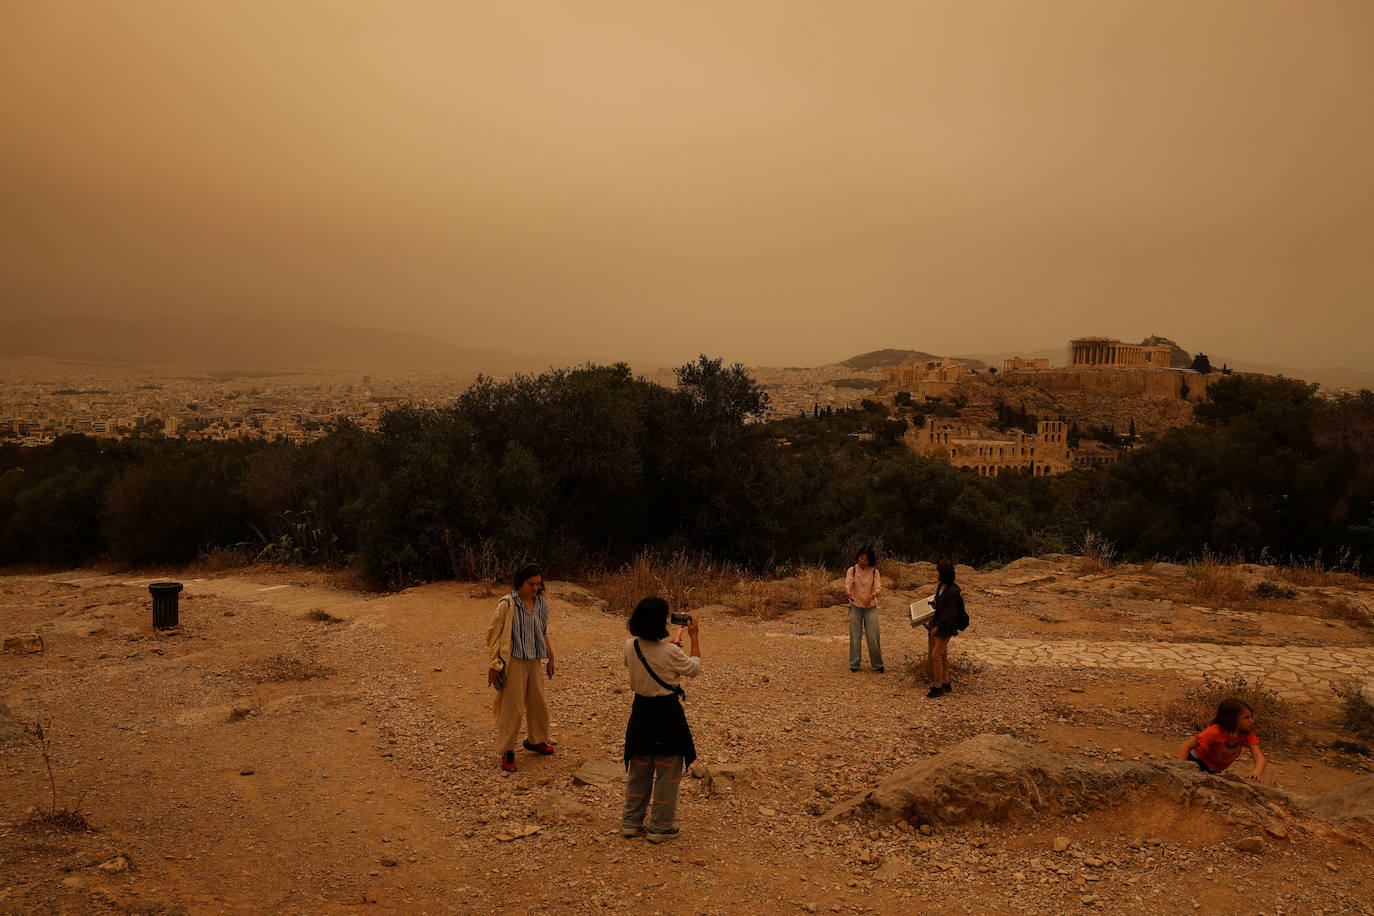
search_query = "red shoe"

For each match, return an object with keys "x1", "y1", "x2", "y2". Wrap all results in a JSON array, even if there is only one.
[
  {"x1": 523, "y1": 740, "x2": 556, "y2": 756},
  {"x1": 501, "y1": 751, "x2": 517, "y2": 773}
]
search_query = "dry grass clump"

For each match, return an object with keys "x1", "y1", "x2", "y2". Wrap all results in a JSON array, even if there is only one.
[
  {"x1": 903, "y1": 651, "x2": 987, "y2": 686},
  {"x1": 1281, "y1": 558, "x2": 1360, "y2": 588},
  {"x1": 190, "y1": 546, "x2": 254, "y2": 573},
  {"x1": 21, "y1": 721, "x2": 91, "y2": 834},
  {"x1": 729, "y1": 566, "x2": 839, "y2": 618},
  {"x1": 1076, "y1": 531, "x2": 1117, "y2": 575},
  {"x1": 792, "y1": 565, "x2": 832, "y2": 609},
  {"x1": 247, "y1": 654, "x2": 334, "y2": 683},
  {"x1": 1187, "y1": 554, "x2": 1248, "y2": 604},
  {"x1": 592, "y1": 550, "x2": 740, "y2": 616},
  {"x1": 1332, "y1": 681, "x2": 1374, "y2": 742},
  {"x1": 304, "y1": 608, "x2": 344, "y2": 624},
  {"x1": 1164, "y1": 674, "x2": 1296, "y2": 747},
  {"x1": 1315, "y1": 596, "x2": 1374, "y2": 627}
]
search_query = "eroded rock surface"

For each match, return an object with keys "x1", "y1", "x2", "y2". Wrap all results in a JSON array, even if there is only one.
[{"x1": 822, "y1": 733, "x2": 1291, "y2": 826}]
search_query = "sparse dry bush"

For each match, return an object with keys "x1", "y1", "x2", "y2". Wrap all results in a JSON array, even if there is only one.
[
  {"x1": 1165, "y1": 674, "x2": 1296, "y2": 747},
  {"x1": 1332, "y1": 681, "x2": 1374, "y2": 742},
  {"x1": 190, "y1": 546, "x2": 254, "y2": 573},
  {"x1": 247, "y1": 654, "x2": 334, "y2": 683},
  {"x1": 1077, "y1": 531, "x2": 1117, "y2": 575},
  {"x1": 1281, "y1": 557, "x2": 1361, "y2": 588},
  {"x1": 446, "y1": 535, "x2": 520, "y2": 591},
  {"x1": 1187, "y1": 553, "x2": 1248, "y2": 604},
  {"x1": 591, "y1": 550, "x2": 740, "y2": 616},
  {"x1": 21, "y1": 721, "x2": 91, "y2": 833},
  {"x1": 903, "y1": 651, "x2": 986, "y2": 686},
  {"x1": 1316, "y1": 596, "x2": 1374, "y2": 628},
  {"x1": 792, "y1": 565, "x2": 832, "y2": 610},
  {"x1": 304, "y1": 609, "x2": 344, "y2": 624}
]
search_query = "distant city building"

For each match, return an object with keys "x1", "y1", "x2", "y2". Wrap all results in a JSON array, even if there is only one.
[
  {"x1": 879, "y1": 359, "x2": 966, "y2": 397},
  {"x1": 1068, "y1": 337, "x2": 1172, "y2": 369},
  {"x1": 1003, "y1": 357, "x2": 1050, "y2": 371},
  {"x1": 908, "y1": 418, "x2": 1074, "y2": 477}
]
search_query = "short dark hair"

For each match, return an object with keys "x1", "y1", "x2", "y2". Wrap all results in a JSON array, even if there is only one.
[
  {"x1": 1214, "y1": 698, "x2": 1253, "y2": 733},
  {"x1": 628, "y1": 597, "x2": 670, "y2": 641},
  {"x1": 855, "y1": 546, "x2": 877, "y2": 566},
  {"x1": 513, "y1": 564, "x2": 544, "y2": 592},
  {"x1": 937, "y1": 559, "x2": 956, "y2": 585}
]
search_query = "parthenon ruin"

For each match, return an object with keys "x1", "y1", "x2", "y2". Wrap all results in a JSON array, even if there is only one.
[{"x1": 1068, "y1": 337, "x2": 1172, "y2": 369}]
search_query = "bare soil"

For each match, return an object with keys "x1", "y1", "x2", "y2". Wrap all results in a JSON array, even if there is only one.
[{"x1": 2, "y1": 560, "x2": 1373, "y2": 915}]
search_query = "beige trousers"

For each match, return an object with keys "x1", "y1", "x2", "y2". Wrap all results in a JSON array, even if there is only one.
[{"x1": 493, "y1": 657, "x2": 551, "y2": 754}]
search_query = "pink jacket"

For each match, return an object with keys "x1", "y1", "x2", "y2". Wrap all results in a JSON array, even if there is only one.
[{"x1": 845, "y1": 565, "x2": 882, "y2": 609}]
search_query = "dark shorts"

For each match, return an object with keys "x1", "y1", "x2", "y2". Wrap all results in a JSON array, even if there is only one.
[{"x1": 1188, "y1": 750, "x2": 1221, "y2": 775}]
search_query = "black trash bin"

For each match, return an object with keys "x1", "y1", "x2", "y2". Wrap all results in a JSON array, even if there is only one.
[{"x1": 149, "y1": 581, "x2": 183, "y2": 630}]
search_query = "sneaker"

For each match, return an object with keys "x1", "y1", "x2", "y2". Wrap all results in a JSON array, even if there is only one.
[
  {"x1": 523, "y1": 740, "x2": 556, "y2": 755},
  {"x1": 925, "y1": 687, "x2": 944, "y2": 699},
  {"x1": 621, "y1": 826, "x2": 643, "y2": 838},
  {"x1": 849, "y1": 667, "x2": 860, "y2": 673},
  {"x1": 875, "y1": 667, "x2": 885, "y2": 673},
  {"x1": 646, "y1": 828, "x2": 680, "y2": 843},
  {"x1": 500, "y1": 751, "x2": 517, "y2": 773}
]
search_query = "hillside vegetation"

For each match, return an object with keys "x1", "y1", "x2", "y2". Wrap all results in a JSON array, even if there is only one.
[{"x1": 2, "y1": 360, "x2": 1372, "y2": 587}]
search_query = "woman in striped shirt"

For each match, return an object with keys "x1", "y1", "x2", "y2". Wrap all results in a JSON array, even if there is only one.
[{"x1": 487, "y1": 564, "x2": 558, "y2": 773}]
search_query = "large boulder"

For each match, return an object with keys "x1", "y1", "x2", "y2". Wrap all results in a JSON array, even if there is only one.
[{"x1": 821, "y1": 734, "x2": 1290, "y2": 826}]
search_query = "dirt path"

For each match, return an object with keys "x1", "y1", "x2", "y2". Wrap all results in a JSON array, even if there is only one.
[{"x1": 2, "y1": 564, "x2": 1373, "y2": 915}]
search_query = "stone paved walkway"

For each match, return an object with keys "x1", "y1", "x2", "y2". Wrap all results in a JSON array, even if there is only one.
[{"x1": 965, "y1": 637, "x2": 1374, "y2": 701}]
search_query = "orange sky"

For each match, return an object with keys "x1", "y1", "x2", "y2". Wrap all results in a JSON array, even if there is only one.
[{"x1": 3, "y1": 1, "x2": 1372, "y2": 369}]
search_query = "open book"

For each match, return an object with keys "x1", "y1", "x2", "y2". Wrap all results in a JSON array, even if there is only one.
[{"x1": 909, "y1": 596, "x2": 936, "y2": 628}]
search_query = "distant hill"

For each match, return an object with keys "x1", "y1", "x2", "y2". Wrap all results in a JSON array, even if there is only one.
[
  {"x1": 840, "y1": 349, "x2": 991, "y2": 373},
  {"x1": 0, "y1": 316, "x2": 557, "y2": 375},
  {"x1": 840, "y1": 349, "x2": 939, "y2": 370}
]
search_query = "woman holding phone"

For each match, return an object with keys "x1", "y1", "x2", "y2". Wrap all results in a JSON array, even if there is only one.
[{"x1": 621, "y1": 598, "x2": 702, "y2": 843}]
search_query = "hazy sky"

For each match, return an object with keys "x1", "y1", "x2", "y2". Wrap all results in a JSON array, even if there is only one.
[{"x1": 3, "y1": 1, "x2": 1372, "y2": 369}]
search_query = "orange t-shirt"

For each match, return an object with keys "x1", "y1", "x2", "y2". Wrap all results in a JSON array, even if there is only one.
[{"x1": 1193, "y1": 724, "x2": 1259, "y2": 772}]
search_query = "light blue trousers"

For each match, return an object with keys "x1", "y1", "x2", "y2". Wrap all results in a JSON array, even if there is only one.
[{"x1": 848, "y1": 605, "x2": 883, "y2": 670}]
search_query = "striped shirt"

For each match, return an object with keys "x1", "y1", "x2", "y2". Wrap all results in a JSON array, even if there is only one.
[{"x1": 509, "y1": 592, "x2": 550, "y2": 660}]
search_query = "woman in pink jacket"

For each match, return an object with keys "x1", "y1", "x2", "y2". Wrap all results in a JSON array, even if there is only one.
[{"x1": 845, "y1": 547, "x2": 883, "y2": 673}]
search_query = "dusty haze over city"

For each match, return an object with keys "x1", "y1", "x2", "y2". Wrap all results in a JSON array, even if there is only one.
[{"x1": 3, "y1": 2, "x2": 1373, "y2": 374}]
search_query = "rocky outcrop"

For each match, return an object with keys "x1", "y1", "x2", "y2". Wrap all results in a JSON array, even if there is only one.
[
  {"x1": 821, "y1": 734, "x2": 1291, "y2": 827},
  {"x1": 1302, "y1": 776, "x2": 1374, "y2": 830}
]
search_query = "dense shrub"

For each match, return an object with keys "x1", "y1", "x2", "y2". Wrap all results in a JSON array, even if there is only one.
[{"x1": 1, "y1": 369, "x2": 1370, "y2": 587}]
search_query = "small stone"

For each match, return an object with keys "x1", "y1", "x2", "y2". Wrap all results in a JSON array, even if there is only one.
[
  {"x1": 1053, "y1": 837, "x2": 1071, "y2": 853},
  {"x1": 1264, "y1": 823, "x2": 1288, "y2": 839},
  {"x1": 3, "y1": 633, "x2": 44, "y2": 654},
  {"x1": 919, "y1": 823, "x2": 933, "y2": 836},
  {"x1": 1325, "y1": 861, "x2": 1340, "y2": 873},
  {"x1": 239, "y1": 768, "x2": 255, "y2": 776},
  {"x1": 572, "y1": 759, "x2": 623, "y2": 788},
  {"x1": 97, "y1": 856, "x2": 130, "y2": 874},
  {"x1": 1069, "y1": 687, "x2": 1085, "y2": 694},
  {"x1": 1083, "y1": 856, "x2": 1103, "y2": 868},
  {"x1": 381, "y1": 857, "x2": 398, "y2": 867},
  {"x1": 1233, "y1": 837, "x2": 1265, "y2": 853}
]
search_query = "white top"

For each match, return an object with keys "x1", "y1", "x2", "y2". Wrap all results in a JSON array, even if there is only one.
[{"x1": 624, "y1": 637, "x2": 702, "y2": 697}]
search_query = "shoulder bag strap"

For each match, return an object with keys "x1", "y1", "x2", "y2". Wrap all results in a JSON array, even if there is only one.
[{"x1": 634, "y1": 639, "x2": 686, "y2": 700}]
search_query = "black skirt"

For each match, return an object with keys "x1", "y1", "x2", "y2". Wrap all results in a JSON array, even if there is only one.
[{"x1": 623, "y1": 693, "x2": 696, "y2": 769}]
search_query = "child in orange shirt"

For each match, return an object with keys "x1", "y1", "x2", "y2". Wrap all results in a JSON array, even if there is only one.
[{"x1": 1177, "y1": 698, "x2": 1266, "y2": 781}]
